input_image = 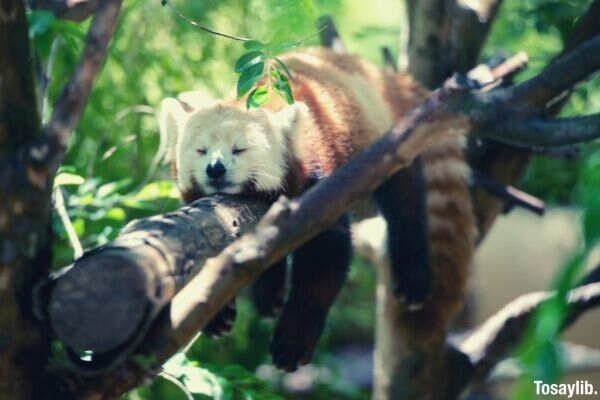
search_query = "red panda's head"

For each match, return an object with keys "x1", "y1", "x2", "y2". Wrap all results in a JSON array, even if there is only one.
[{"x1": 158, "y1": 96, "x2": 306, "y2": 197}]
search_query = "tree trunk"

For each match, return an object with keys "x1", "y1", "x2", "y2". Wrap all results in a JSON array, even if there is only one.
[{"x1": 0, "y1": 1, "x2": 53, "y2": 399}]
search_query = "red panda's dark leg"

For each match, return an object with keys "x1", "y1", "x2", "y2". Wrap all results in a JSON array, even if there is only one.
[
  {"x1": 202, "y1": 300, "x2": 237, "y2": 338},
  {"x1": 270, "y1": 214, "x2": 351, "y2": 372},
  {"x1": 374, "y1": 156, "x2": 432, "y2": 309},
  {"x1": 251, "y1": 258, "x2": 288, "y2": 317}
]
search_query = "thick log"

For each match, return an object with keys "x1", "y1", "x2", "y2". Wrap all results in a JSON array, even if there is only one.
[{"x1": 50, "y1": 196, "x2": 268, "y2": 355}]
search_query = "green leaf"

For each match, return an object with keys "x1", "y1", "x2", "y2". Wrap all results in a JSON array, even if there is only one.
[
  {"x1": 243, "y1": 40, "x2": 265, "y2": 50},
  {"x1": 161, "y1": 0, "x2": 168, "y2": 5},
  {"x1": 72, "y1": 219, "x2": 85, "y2": 236},
  {"x1": 55, "y1": 172, "x2": 85, "y2": 187},
  {"x1": 274, "y1": 76, "x2": 294, "y2": 104},
  {"x1": 150, "y1": 375, "x2": 189, "y2": 400},
  {"x1": 236, "y1": 62, "x2": 264, "y2": 98},
  {"x1": 28, "y1": 10, "x2": 55, "y2": 39},
  {"x1": 273, "y1": 57, "x2": 293, "y2": 80},
  {"x1": 234, "y1": 51, "x2": 266, "y2": 73},
  {"x1": 246, "y1": 86, "x2": 270, "y2": 109},
  {"x1": 583, "y1": 195, "x2": 600, "y2": 246},
  {"x1": 106, "y1": 207, "x2": 126, "y2": 221}
]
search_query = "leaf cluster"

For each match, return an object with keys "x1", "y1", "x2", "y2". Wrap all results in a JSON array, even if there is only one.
[{"x1": 235, "y1": 40, "x2": 295, "y2": 109}]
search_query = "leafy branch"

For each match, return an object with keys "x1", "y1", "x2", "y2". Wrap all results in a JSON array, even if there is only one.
[
  {"x1": 160, "y1": 0, "x2": 251, "y2": 41},
  {"x1": 235, "y1": 40, "x2": 295, "y2": 109},
  {"x1": 162, "y1": 1, "x2": 336, "y2": 109}
]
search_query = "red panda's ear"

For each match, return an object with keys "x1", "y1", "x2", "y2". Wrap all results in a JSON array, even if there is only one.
[
  {"x1": 177, "y1": 90, "x2": 215, "y2": 110},
  {"x1": 157, "y1": 98, "x2": 189, "y2": 164},
  {"x1": 268, "y1": 102, "x2": 308, "y2": 137}
]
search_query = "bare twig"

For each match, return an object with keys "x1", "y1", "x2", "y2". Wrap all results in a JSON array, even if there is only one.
[
  {"x1": 490, "y1": 51, "x2": 528, "y2": 82},
  {"x1": 52, "y1": 186, "x2": 83, "y2": 258},
  {"x1": 42, "y1": 0, "x2": 122, "y2": 175},
  {"x1": 164, "y1": 1, "x2": 251, "y2": 42},
  {"x1": 472, "y1": 170, "x2": 545, "y2": 215}
]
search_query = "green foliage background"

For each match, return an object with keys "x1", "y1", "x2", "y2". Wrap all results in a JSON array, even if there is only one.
[{"x1": 28, "y1": 0, "x2": 600, "y2": 398}]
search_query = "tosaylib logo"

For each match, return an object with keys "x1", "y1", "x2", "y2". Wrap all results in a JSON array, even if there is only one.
[{"x1": 534, "y1": 380, "x2": 598, "y2": 397}]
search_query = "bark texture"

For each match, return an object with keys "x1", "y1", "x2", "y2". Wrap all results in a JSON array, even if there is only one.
[
  {"x1": 0, "y1": 1, "x2": 50, "y2": 399},
  {"x1": 0, "y1": 0, "x2": 122, "y2": 398}
]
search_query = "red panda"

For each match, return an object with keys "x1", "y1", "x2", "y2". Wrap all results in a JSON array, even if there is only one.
[{"x1": 158, "y1": 47, "x2": 476, "y2": 371}]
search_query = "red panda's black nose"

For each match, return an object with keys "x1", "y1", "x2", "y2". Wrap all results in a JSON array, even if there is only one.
[{"x1": 206, "y1": 161, "x2": 226, "y2": 179}]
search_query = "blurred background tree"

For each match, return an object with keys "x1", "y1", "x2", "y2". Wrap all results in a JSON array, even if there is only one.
[{"x1": 27, "y1": 0, "x2": 599, "y2": 398}]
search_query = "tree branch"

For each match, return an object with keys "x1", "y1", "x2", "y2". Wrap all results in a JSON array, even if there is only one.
[
  {"x1": 0, "y1": 0, "x2": 41, "y2": 154},
  {"x1": 41, "y1": 0, "x2": 122, "y2": 178},
  {"x1": 479, "y1": 113, "x2": 600, "y2": 148},
  {"x1": 468, "y1": 0, "x2": 600, "y2": 241},
  {"x1": 489, "y1": 51, "x2": 528, "y2": 82},
  {"x1": 490, "y1": 342, "x2": 600, "y2": 382},
  {"x1": 562, "y1": 0, "x2": 600, "y2": 56},
  {"x1": 508, "y1": 36, "x2": 600, "y2": 111},
  {"x1": 471, "y1": 170, "x2": 545, "y2": 215},
  {"x1": 407, "y1": 0, "x2": 504, "y2": 89},
  {"x1": 445, "y1": 0, "x2": 504, "y2": 76},
  {"x1": 49, "y1": 196, "x2": 268, "y2": 358},
  {"x1": 458, "y1": 267, "x2": 600, "y2": 387}
]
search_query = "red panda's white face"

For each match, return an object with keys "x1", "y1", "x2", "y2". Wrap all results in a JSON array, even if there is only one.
[{"x1": 159, "y1": 98, "x2": 305, "y2": 197}]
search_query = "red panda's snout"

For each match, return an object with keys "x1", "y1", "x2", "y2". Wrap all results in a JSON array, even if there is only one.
[
  {"x1": 204, "y1": 159, "x2": 235, "y2": 192},
  {"x1": 206, "y1": 160, "x2": 226, "y2": 179}
]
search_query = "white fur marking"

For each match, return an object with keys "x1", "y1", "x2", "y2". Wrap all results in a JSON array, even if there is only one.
[{"x1": 173, "y1": 104, "x2": 302, "y2": 196}]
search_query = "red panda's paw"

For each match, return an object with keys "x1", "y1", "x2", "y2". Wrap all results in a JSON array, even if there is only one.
[
  {"x1": 251, "y1": 260, "x2": 287, "y2": 318},
  {"x1": 202, "y1": 301, "x2": 237, "y2": 338},
  {"x1": 269, "y1": 303, "x2": 326, "y2": 372},
  {"x1": 252, "y1": 290, "x2": 285, "y2": 318},
  {"x1": 393, "y1": 266, "x2": 432, "y2": 312}
]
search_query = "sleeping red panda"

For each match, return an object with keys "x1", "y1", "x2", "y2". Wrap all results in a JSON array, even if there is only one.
[{"x1": 158, "y1": 47, "x2": 476, "y2": 371}]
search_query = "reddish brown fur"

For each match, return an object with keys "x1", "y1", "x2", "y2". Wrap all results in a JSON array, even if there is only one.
[
  {"x1": 175, "y1": 48, "x2": 475, "y2": 346},
  {"x1": 273, "y1": 51, "x2": 475, "y2": 345}
]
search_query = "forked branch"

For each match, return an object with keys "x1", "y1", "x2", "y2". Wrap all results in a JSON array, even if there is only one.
[{"x1": 458, "y1": 266, "x2": 600, "y2": 388}]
